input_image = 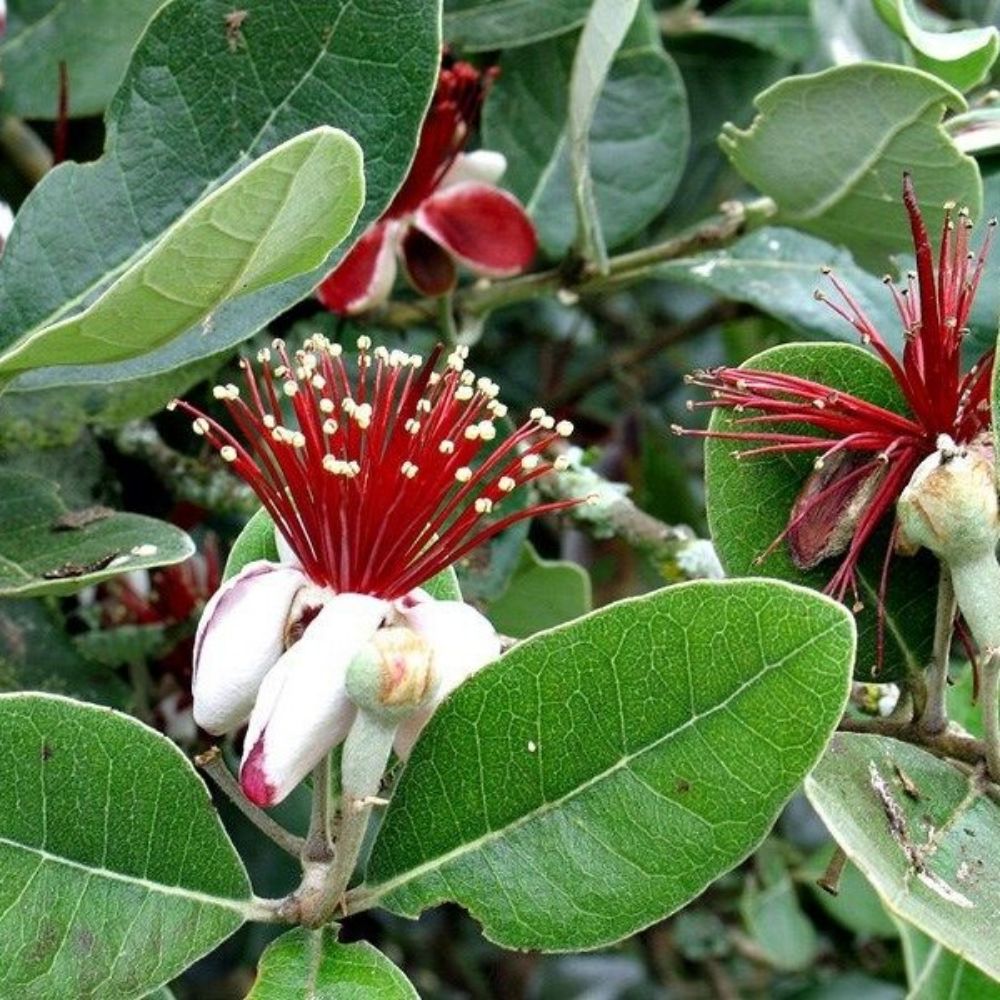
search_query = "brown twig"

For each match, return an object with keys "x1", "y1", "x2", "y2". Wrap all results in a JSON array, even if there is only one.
[
  {"x1": 372, "y1": 198, "x2": 772, "y2": 328},
  {"x1": 195, "y1": 746, "x2": 305, "y2": 858},
  {"x1": 838, "y1": 716, "x2": 986, "y2": 765}
]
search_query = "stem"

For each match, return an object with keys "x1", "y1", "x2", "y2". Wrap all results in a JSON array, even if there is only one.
[
  {"x1": 981, "y1": 655, "x2": 1000, "y2": 780},
  {"x1": 838, "y1": 716, "x2": 986, "y2": 765},
  {"x1": 295, "y1": 711, "x2": 397, "y2": 927},
  {"x1": 947, "y1": 553, "x2": 1000, "y2": 781},
  {"x1": 437, "y1": 291, "x2": 458, "y2": 347},
  {"x1": 373, "y1": 199, "x2": 772, "y2": 328},
  {"x1": 302, "y1": 753, "x2": 333, "y2": 863},
  {"x1": 195, "y1": 747, "x2": 305, "y2": 858},
  {"x1": 816, "y1": 846, "x2": 847, "y2": 896},
  {"x1": 0, "y1": 116, "x2": 53, "y2": 183},
  {"x1": 918, "y1": 565, "x2": 956, "y2": 735}
]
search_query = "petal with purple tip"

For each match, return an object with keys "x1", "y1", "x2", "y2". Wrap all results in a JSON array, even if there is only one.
[{"x1": 240, "y1": 592, "x2": 389, "y2": 807}]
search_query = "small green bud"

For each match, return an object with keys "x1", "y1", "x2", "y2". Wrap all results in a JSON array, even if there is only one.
[
  {"x1": 346, "y1": 626, "x2": 437, "y2": 721},
  {"x1": 897, "y1": 435, "x2": 1000, "y2": 563}
]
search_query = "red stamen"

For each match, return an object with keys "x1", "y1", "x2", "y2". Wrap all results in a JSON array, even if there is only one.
[{"x1": 173, "y1": 337, "x2": 580, "y2": 599}]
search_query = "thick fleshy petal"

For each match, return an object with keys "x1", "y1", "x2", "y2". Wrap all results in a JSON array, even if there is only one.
[
  {"x1": 440, "y1": 150, "x2": 507, "y2": 188},
  {"x1": 315, "y1": 221, "x2": 398, "y2": 315},
  {"x1": 400, "y1": 225, "x2": 457, "y2": 296},
  {"x1": 414, "y1": 181, "x2": 537, "y2": 278},
  {"x1": 192, "y1": 561, "x2": 307, "y2": 735},
  {"x1": 0, "y1": 201, "x2": 13, "y2": 254},
  {"x1": 240, "y1": 593, "x2": 389, "y2": 807},
  {"x1": 393, "y1": 598, "x2": 501, "y2": 759}
]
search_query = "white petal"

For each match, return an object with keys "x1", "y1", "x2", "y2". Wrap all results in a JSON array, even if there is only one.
[
  {"x1": 440, "y1": 150, "x2": 507, "y2": 188},
  {"x1": 393, "y1": 599, "x2": 501, "y2": 759},
  {"x1": 192, "y1": 561, "x2": 307, "y2": 735},
  {"x1": 274, "y1": 526, "x2": 299, "y2": 567},
  {"x1": 240, "y1": 593, "x2": 389, "y2": 806},
  {"x1": 0, "y1": 201, "x2": 13, "y2": 253}
]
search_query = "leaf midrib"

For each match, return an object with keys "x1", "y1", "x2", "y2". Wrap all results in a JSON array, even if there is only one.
[
  {"x1": 0, "y1": 834, "x2": 250, "y2": 916},
  {"x1": 365, "y1": 617, "x2": 843, "y2": 901},
  {"x1": 2, "y1": 1, "x2": 350, "y2": 344}
]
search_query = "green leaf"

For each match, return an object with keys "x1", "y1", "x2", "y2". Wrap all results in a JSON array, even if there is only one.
[
  {"x1": 695, "y1": 0, "x2": 817, "y2": 62},
  {"x1": 223, "y1": 506, "x2": 462, "y2": 600},
  {"x1": 873, "y1": 0, "x2": 999, "y2": 92},
  {"x1": 0, "y1": 0, "x2": 440, "y2": 388},
  {"x1": 741, "y1": 840, "x2": 819, "y2": 971},
  {"x1": 811, "y1": 0, "x2": 905, "y2": 64},
  {"x1": 483, "y1": 17, "x2": 689, "y2": 258},
  {"x1": 73, "y1": 623, "x2": 173, "y2": 670},
  {"x1": 248, "y1": 927, "x2": 417, "y2": 999},
  {"x1": 363, "y1": 578, "x2": 855, "y2": 951},
  {"x1": 0, "y1": 598, "x2": 129, "y2": 705},
  {"x1": 720, "y1": 64, "x2": 981, "y2": 270},
  {"x1": 0, "y1": 0, "x2": 163, "y2": 118},
  {"x1": 487, "y1": 542, "x2": 591, "y2": 638},
  {"x1": 0, "y1": 127, "x2": 363, "y2": 379},
  {"x1": 567, "y1": 0, "x2": 642, "y2": 268},
  {"x1": 0, "y1": 693, "x2": 251, "y2": 997},
  {"x1": 444, "y1": 0, "x2": 591, "y2": 50},
  {"x1": 704, "y1": 341, "x2": 939, "y2": 680},
  {"x1": 657, "y1": 227, "x2": 902, "y2": 349},
  {"x1": 799, "y1": 843, "x2": 899, "y2": 939},
  {"x1": 896, "y1": 918, "x2": 1000, "y2": 998},
  {"x1": 223, "y1": 507, "x2": 282, "y2": 581},
  {"x1": 0, "y1": 469, "x2": 194, "y2": 597},
  {"x1": 805, "y1": 732, "x2": 1000, "y2": 982},
  {"x1": 946, "y1": 107, "x2": 1000, "y2": 155}
]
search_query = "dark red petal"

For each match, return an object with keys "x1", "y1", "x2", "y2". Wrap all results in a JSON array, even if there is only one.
[
  {"x1": 787, "y1": 452, "x2": 888, "y2": 570},
  {"x1": 414, "y1": 181, "x2": 537, "y2": 277},
  {"x1": 315, "y1": 221, "x2": 396, "y2": 315},
  {"x1": 400, "y1": 226, "x2": 458, "y2": 296}
]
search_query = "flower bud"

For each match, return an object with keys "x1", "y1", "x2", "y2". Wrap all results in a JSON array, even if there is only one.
[
  {"x1": 897, "y1": 435, "x2": 1000, "y2": 563},
  {"x1": 346, "y1": 626, "x2": 437, "y2": 720}
]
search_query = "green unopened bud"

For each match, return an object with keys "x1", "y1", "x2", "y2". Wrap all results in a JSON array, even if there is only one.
[
  {"x1": 346, "y1": 626, "x2": 437, "y2": 720},
  {"x1": 897, "y1": 435, "x2": 1000, "y2": 563}
]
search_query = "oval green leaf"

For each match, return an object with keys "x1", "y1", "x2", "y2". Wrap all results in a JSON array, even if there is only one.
[
  {"x1": 444, "y1": 0, "x2": 591, "y2": 50},
  {"x1": 0, "y1": 693, "x2": 251, "y2": 998},
  {"x1": 0, "y1": 0, "x2": 163, "y2": 118},
  {"x1": 0, "y1": 127, "x2": 363, "y2": 378},
  {"x1": 704, "y1": 341, "x2": 939, "y2": 680},
  {"x1": 805, "y1": 732, "x2": 1000, "y2": 981},
  {"x1": 0, "y1": 469, "x2": 194, "y2": 598},
  {"x1": 896, "y1": 919, "x2": 1000, "y2": 999},
  {"x1": 873, "y1": 0, "x2": 999, "y2": 92},
  {"x1": 483, "y1": 16, "x2": 688, "y2": 259},
  {"x1": 720, "y1": 64, "x2": 981, "y2": 270},
  {"x1": 362, "y1": 578, "x2": 855, "y2": 951},
  {"x1": 0, "y1": 0, "x2": 440, "y2": 390},
  {"x1": 247, "y1": 927, "x2": 417, "y2": 999}
]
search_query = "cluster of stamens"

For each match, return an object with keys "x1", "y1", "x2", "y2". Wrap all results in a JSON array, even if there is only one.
[
  {"x1": 675, "y1": 177, "x2": 996, "y2": 629},
  {"x1": 171, "y1": 336, "x2": 577, "y2": 598}
]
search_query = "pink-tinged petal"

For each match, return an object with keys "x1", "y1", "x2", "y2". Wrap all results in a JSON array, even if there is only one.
[
  {"x1": 315, "y1": 221, "x2": 398, "y2": 315},
  {"x1": 240, "y1": 593, "x2": 389, "y2": 807},
  {"x1": 393, "y1": 599, "x2": 501, "y2": 759},
  {"x1": 0, "y1": 2, "x2": 6, "y2": 40},
  {"x1": 192, "y1": 561, "x2": 307, "y2": 735},
  {"x1": 440, "y1": 150, "x2": 507, "y2": 189},
  {"x1": 400, "y1": 226, "x2": 457, "y2": 297},
  {"x1": 414, "y1": 181, "x2": 537, "y2": 278}
]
